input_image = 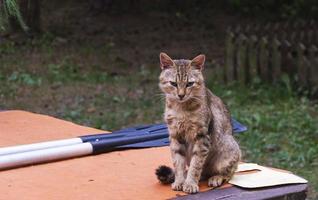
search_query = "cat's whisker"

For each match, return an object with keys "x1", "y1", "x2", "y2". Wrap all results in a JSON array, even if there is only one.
[
  {"x1": 154, "y1": 92, "x2": 165, "y2": 97},
  {"x1": 189, "y1": 96, "x2": 204, "y2": 102},
  {"x1": 154, "y1": 93, "x2": 166, "y2": 98},
  {"x1": 153, "y1": 93, "x2": 167, "y2": 103}
]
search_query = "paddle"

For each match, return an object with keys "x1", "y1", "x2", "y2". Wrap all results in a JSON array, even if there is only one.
[
  {"x1": 0, "y1": 119, "x2": 247, "y2": 170},
  {"x1": 0, "y1": 119, "x2": 246, "y2": 156}
]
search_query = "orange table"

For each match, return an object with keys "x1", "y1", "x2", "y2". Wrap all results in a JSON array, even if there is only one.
[
  {"x1": 0, "y1": 110, "x2": 205, "y2": 199},
  {"x1": 0, "y1": 110, "x2": 307, "y2": 200}
]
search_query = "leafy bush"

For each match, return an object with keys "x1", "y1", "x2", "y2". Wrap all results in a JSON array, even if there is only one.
[{"x1": 0, "y1": 0, "x2": 27, "y2": 32}]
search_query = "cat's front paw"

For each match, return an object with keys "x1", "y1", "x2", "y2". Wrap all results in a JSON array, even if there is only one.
[
  {"x1": 171, "y1": 181, "x2": 184, "y2": 191},
  {"x1": 208, "y1": 175, "x2": 226, "y2": 188},
  {"x1": 182, "y1": 181, "x2": 199, "y2": 194}
]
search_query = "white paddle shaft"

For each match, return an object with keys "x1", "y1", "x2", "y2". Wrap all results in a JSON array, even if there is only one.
[
  {"x1": 0, "y1": 138, "x2": 83, "y2": 156},
  {"x1": 0, "y1": 142, "x2": 93, "y2": 170}
]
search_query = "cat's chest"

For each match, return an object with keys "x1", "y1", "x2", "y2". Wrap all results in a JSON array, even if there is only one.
[{"x1": 165, "y1": 108, "x2": 202, "y2": 137}]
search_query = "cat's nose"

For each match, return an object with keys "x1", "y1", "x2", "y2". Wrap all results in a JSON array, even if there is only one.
[{"x1": 178, "y1": 94, "x2": 185, "y2": 100}]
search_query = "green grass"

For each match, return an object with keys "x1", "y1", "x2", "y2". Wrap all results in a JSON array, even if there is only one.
[
  {"x1": 0, "y1": 40, "x2": 317, "y2": 199},
  {"x1": 211, "y1": 82, "x2": 318, "y2": 198}
]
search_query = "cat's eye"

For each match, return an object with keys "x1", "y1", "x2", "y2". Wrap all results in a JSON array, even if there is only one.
[
  {"x1": 170, "y1": 81, "x2": 178, "y2": 87},
  {"x1": 186, "y1": 82, "x2": 194, "y2": 87}
]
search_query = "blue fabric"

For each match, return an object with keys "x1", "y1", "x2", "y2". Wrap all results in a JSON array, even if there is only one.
[
  {"x1": 81, "y1": 118, "x2": 247, "y2": 152},
  {"x1": 113, "y1": 117, "x2": 247, "y2": 149}
]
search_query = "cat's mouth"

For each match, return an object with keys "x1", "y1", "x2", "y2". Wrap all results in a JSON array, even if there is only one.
[
  {"x1": 177, "y1": 96, "x2": 191, "y2": 103},
  {"x1": 166, "y1": 94, "x2": 192, "y2": 103},
  {"x1": 178, "y1": 98, "x2": 188, "y2": 102}
]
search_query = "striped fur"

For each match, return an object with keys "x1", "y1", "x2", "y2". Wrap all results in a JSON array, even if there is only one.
[{"x1": 157, "y1": 53, "x2": 241, "y2": 194}]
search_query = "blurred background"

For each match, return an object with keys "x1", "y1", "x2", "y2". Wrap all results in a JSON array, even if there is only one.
[{"x1": 0, "y1": 0, "x2": 317, "y2": 199}]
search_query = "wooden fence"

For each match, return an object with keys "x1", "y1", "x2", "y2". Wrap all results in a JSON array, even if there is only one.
[{"x1": 217, "y1": 20, "x2": 318, "y2": 95}]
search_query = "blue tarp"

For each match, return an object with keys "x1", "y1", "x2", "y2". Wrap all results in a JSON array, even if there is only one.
[{"x1": 80, "y1": 118, "x2": 247, "y2": 153}]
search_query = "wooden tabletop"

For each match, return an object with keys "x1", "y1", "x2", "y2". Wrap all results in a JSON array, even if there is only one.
[{"x1": 0, "y1": 111, "x2": 308, "y2": 200}]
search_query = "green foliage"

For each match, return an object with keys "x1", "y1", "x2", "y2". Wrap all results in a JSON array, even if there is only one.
[
  {"x1": 209, "y1": 81, "x2": 318, "y2": 198},
  {"x1": 0, "y1": 0, "x2": 28, "y2": 32},
  {"x1": 0, "y1": 43, "x2": 317, "y2": 198},
  {"x1": 47, "y1": 58, "x2": 111, "y2": 84},
  {"x1": 7, "y1": 71, "x2": 42, "y2": 86}
]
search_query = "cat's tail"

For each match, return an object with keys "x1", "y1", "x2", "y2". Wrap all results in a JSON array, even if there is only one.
[{"x1": 155, "y1": 165, "x2": 175, "y2": 184}]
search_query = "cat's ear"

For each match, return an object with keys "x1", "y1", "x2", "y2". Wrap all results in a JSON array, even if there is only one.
[
  {"x1": 191, "y1": 54, "x2": 205, "y2": 70},
  {"x1": 159, "y1": 52, "x2": 174, "y2": 70}
]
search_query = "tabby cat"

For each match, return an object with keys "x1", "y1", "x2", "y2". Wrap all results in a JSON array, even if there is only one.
[{"x1": 155, "y1": 53, "x2": 241, "y2": 194}]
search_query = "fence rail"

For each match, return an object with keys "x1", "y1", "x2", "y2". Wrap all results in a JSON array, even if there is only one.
[{"x1": 219, "y1": 20, "x2": 318, "y2": 95}]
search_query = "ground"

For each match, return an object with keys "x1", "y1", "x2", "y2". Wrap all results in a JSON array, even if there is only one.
[{"x1": 0, "y1": 1, "x2": 317, "y2": 199}]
